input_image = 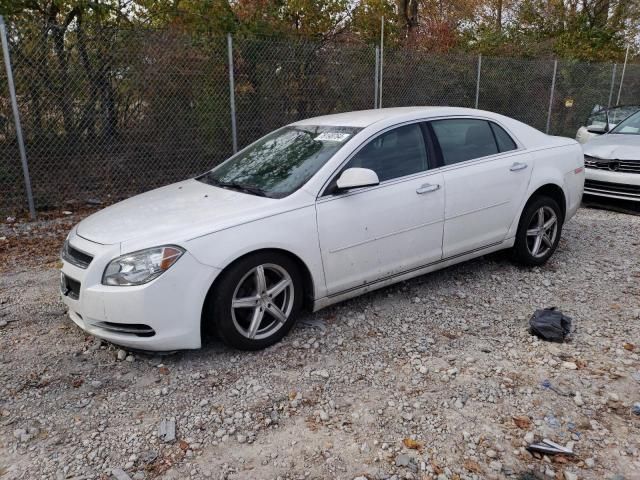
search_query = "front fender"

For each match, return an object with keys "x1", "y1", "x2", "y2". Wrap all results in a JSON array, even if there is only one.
[{"x1": 184, "y1": 205, "x2": 327, "y2": 299}]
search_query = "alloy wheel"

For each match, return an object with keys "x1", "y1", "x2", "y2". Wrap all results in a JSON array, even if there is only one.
[
  {"x1": 526, "y1": 206, "x2": 558, "y2": 258},
  {"x1": 231, "y1": 264, "x2": 294, "y2": 340}
]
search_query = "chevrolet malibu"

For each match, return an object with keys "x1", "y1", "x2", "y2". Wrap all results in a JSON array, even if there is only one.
[{"x1": 60, "y1": 107, "x2": 584, "y2": 351}]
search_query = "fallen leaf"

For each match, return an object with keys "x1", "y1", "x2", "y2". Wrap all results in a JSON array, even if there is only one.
[
  {"x1": 512, "y1": 415, "x2": 531, "y2": 429},
  {"x1": 403, "y1": 438, "x2": 423, "y2": 450},
  {"x1": 463, "y1": 459, "x2": 482, "y2": 473},
  {"x1": 575, "y1": 359, "x2": 588, "y2": 369},
  {"x1": 158, "y1": 367, "x2": 170, "y2": 375},
  {"x1": 178, "y1": 440, "x2": 189, "y2": 451},
  {"x1": 623, "y1": 342, "x2": 635, "y2": 351},
  {"x1": 71, "y1": 378, "x2": 84, "y2": 388}
]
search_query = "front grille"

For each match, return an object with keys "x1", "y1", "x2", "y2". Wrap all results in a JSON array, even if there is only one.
[
  {"x1": 60, "y1": 273, "x2": 81, "y2": 300},
  {"x1": 584, "y1": 158, "x2": 640, "y2": 174},
  {"x1": 61, "y1": 241, "x2": 94, "y2": 269},
  {"x1": 584, "y1": 179, "x2": 640, "y2": 200},
  {"x1": 94, "y1": 322, "x2": 156, "y2": 337}
]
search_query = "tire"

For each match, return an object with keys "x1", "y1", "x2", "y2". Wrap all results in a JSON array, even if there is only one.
[
  {"x1": 207, "y1": 252, "x2": 303, "y2": 350},
  {"x1": 512, "y1": 195, "x2": 563, "y2": 266}
]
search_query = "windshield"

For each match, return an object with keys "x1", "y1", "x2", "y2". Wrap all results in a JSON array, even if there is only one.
[
  {"x1": 198, "y1": 125, "x2": 361, "y2": 198},
  {"x1": 610, "y1": 111, "x2": 640, "y2": 135},
  {"x1": 609, "y1": 105, "x2": 640, "y2": 125}
]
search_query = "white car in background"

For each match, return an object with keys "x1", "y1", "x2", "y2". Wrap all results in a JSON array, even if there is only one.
[
  {"x1": 576, "y1": 104, "x2": 640, "y2": 144},
  {"x1": 583, "y1": 110, "x2": 640, "y2": 202},
  {"x1": 60, "y1": 107, "x2": 584, "y2": 351}
]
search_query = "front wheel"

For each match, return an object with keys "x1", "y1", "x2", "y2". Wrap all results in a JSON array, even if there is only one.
[
  {"x1": 207, "y1": 252, "x2": 303, "y2": 350},
  {"x1": 512, "y1": 195, "x2": 563, "y2": 266}
]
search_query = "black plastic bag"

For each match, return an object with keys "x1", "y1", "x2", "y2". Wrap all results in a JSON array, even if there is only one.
[{"x1": 529, "y1": 307, "x2": 572, "y2": 342}]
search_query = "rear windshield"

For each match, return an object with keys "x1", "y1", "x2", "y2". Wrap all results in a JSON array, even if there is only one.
[{"x1": 198, "y1": 125, "x2": 361, "y2": 198}]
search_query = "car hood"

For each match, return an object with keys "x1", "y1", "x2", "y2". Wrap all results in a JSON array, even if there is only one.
[
  {"x1": 582, "y1": 134, "x2": 640, "y2": 160},
  {"x1": 76, "y1": 179, "x2": 276, "y2": 245}
]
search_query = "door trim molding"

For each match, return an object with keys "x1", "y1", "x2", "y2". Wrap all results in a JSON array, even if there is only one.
[{"x1": 328, "y1": 217, "x2": 445, "y2": 253}]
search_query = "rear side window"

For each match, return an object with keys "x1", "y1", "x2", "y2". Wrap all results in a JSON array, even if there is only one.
[
  {"x1": 490, "y1": 122, "x2": 517, "y2": 152},
  {"x1": 431, "y1": 119, "x2": 498, "y2": 165}
]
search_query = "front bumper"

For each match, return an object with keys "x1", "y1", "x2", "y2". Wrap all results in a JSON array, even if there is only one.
[
  {"x1": 60, "y1": 232, "x2": 221, "y2": 351},
  {"x1": 584, "y1": 167, "x2": 640, "y2": 202}
]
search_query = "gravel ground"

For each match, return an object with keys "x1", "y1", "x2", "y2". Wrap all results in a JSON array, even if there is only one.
[{"x1": 1, "y1": 206, "x2": 639, "y2": 480}]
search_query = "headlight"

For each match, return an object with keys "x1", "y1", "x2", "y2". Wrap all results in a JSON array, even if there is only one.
[{"x1": 102, "y1": 246, "x2": 184, "y2": 286}]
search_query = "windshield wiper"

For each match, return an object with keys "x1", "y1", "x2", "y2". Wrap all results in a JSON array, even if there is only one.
[{"x1": 211, "y1": 179, "x2": 270, "y2": 197}]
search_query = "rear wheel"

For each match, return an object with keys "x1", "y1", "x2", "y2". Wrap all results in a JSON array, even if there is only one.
[
  {"x1": 512, "y1": 195, "x2": 563, "y2": 266},
  {"x1": 207, "y1": 252, "x2": 303, "y2": 350}
]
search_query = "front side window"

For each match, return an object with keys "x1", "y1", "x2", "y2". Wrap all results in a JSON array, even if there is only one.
[
  {"x1": 610, "y1": 111, "x2": 640, "y2": 135},
  {"x1": 199, "y1": 125, "x2": 361, "y2": 198},
  {"x1": 587, "y1": 110, "x2": 607, "y2": 128},
  {"x1": 431, "y1": 119, "x2": 499, "y2": 165},
  {"x1": 344, "y1": 124, "x2": 428, "y2": 182}
]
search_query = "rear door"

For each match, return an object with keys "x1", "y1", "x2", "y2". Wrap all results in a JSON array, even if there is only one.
[{"x1": 429, "y1": 118, "x2": 533, "y2": 257}]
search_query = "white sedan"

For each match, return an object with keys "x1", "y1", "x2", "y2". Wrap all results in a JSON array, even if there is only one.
[
  {"x1": 575, "y1": 104, "x2": 640, "y2": 144},
  {"x1": 60, "y1": 107, "x2": 584, "y2": 351},
  {"x1": 583, "y1": 110, "x2": 640, "y2": 202}
]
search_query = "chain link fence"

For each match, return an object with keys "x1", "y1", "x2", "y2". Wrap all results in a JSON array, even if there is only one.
[{"x1": 1, "y1": 23, "x2": 638, "y2": 216}]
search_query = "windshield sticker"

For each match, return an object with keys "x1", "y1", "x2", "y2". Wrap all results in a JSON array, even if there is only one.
[{"x1": 314, "y1": 132, "x2": 352, "y2": 142}]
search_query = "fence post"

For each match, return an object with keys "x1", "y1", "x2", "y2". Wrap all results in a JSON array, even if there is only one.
[
  {"x1": 227, "y1": 33, "x2": 238, "y2": 154},
  {"x1": 545, "y1": 59, "x2": 558, "y2": 134},
  {"x1": 374, "y1": 46, "x2": 380, "y2": 109},
  {"x1": 474, "y1": 54, "x2": 482, "y2": 109},
  {"x1": 607, "y1": 63, "x2": 617, "y2": 108},
  {"x1": 0, "y1": 16, "x2": 35, "y2": 219},
  {"x1": 379, "y1": 16, "x2": 384, "y2": 108},
  {"x1": 616, "y1": 45, "x2": 630, "y2": 105}
]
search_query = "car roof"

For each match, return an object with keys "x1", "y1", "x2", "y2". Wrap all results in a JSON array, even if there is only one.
[{"x1": 292, "y1": 107, "x2": 489, "y2": 128}]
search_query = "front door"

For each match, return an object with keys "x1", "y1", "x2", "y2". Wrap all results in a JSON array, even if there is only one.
[{"x1": 316, "y1": 123, "x2": 445, "y2": 296}]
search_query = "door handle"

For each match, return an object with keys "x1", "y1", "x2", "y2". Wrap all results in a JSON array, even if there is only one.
[
  {"x1": 416, "y1": 183, "x2": 440, "y2": 194},
  {"x1": 510, "y1": 162, "x2": 528, "y2": 172}
]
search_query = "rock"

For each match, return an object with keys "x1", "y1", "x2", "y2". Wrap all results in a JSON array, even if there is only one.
[
  {"x1": 111, "y1": 468, "x2": 132, "y2": 480},
  {"x1": 633, "y1": 403, "x2": 640, "y2": 416},
  {"x1": 395, "y1": 454, "x2": 412, "y2": 467},
  {"x1": 237, "y1": 434, "x2": 246, "y2": 444},
  {"x1": 486, "y1": 449, "x2": 497, "y2": 458},
  {"x1": 116, "y1": 350, "x2": 127, "y2": 361},
  {"x1": 524, "y1": 432, "x2": 535, "y2": 444},
  {"x1": 489, "y1": 461, "x2": 502, "y2": 472},
  {"x1": 561, "y1": 362, "x2": 577, "y2": 370},
  {"x1": 125, "y1": 355, "x2": 135, "y2": 362},
  {"x1": 585, "y1": 458, "x2": 595, "y2": 468},
  {"x1": 0, "y1": 320, "x2": 7, "y2": 328},
  {"x1": 90, "y1": 380, "x2": 103, "y2": 388},
  {"x1": 574, "y1": 392, "x2": 584, "y2": 406},
  {"x1": 158, "y1": 419, "x2": 175, "y2": 443},
  {"x1": 319, "y1": 411, "x2": 329, "y2": 421},
  {"x1": 564, "y1": 472, "x2": 578, "y2": 480},
  {"x1": 311, "y1": 369, "x2": 330, "y2": 379}
]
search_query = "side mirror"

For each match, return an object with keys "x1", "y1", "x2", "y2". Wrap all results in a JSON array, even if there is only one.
[
  {"x1": 587, "y1": 124, "x2": 608, "y2": 134},
  {"x1": 336, "y1": 168, "x2": 379, "y2": 191}
]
